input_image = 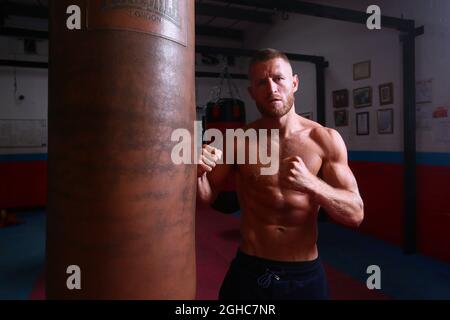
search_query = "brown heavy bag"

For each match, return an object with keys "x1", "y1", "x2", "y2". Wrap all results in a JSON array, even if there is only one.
[{"x1": 47, "y1": 0, "x2": 196, "y2": 299}]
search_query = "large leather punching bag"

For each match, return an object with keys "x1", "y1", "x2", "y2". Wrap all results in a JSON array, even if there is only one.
[{"x1": 47, "y1": 0, "x2": 196, "y2": 299}]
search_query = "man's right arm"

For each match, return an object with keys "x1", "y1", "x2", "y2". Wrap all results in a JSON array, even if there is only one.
[{"x1": 197, "y1": 144, "x2": 233, "y2": 205}]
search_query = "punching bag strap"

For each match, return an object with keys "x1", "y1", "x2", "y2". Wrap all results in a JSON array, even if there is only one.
[
  {"x1": 208, "y1": 58, "x2": 242, "y2": 106},
  {"x1": 224, "y1": 65, "x2": 242, "y2": 102}
]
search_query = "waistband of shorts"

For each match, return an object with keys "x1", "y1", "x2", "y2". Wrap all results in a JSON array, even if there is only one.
[{"x1": 234, "y1": 248, "x2": 322, "y2": 272}]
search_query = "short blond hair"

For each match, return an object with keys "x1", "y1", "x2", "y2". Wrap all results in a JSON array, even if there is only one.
[{"x1": 248, "y1": 48, "x2": 291, "y2": 76}]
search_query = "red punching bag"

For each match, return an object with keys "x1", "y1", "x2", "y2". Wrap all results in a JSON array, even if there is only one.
[
  {"x1": 203, "y1": 67, "x2": 246, "y2": 214},
  {"x1": 204, "y1": 98, "x2": 246, "y2": 214},
  {"x1": 47, "y1": 0, "x2": 196, "y2": 299}
]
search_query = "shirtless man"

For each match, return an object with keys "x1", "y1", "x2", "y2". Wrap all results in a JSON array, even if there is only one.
[{"x1": 197, "y1": 48, "x2": 364, "y2": 300}]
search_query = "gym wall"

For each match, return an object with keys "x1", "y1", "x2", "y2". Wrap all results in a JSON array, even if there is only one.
[
  {"x1": 1, "y1": 0, "x2": 449, "y2": 264},
  {"x1": 245, "y1": 0, "x2": 450, "y2": 263},
  {"x1": 195, "y1": 53, "x2": 254, "y2": 122},
  {"x1": 0, "y1": 34, "x2": 48, "y2": 209}
]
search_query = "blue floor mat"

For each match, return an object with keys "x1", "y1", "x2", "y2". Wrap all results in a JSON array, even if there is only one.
[
  {"x1": 318, "y1": 221, "x2": 450, "y2": 299},
  {"x1": 0, "y1": 210, "x2": 46, "y2": 299},
  {"x1": 1, "y1": 209, "x2": 449, "y2": 300}
]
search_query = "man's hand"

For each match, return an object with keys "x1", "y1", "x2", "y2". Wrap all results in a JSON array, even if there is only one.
[
  {"x1": 280, "y1": 156, "x2": 317, "y2": 193},
  {"x1": 198, "y1": 144, "x2": 223, "y2": 177}
]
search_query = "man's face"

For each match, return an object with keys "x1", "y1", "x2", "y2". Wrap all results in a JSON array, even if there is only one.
[{"x1": 248, "y1": 58, "x2": 299, "y2": 118}]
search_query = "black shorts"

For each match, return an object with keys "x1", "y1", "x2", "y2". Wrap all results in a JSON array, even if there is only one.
[{"x1": 219, "y1": 249, "x2": 329, "y2": 300}]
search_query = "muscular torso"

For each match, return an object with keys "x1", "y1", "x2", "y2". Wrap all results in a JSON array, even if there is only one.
[{"x1": 234, "y1": 118, "x2": 324, "y2": 261}]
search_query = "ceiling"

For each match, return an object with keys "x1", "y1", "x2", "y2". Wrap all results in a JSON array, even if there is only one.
[
  {"x1": 195, "y1": 0, "x2": 276, "y2": 41},
  {"x1": 2, "y1": 0, "x2": 379, "y2": 43},
  {"x1": 0, "y1": 0, "x2": 278, "y2": 42}
]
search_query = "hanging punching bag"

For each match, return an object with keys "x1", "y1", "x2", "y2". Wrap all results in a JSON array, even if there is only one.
[
  {"x1": 205, "y1": 98, "x2": 246, "y2": 214},
  {"x1": 47, "y1": 0, "x2": 196, "y2": 299}
]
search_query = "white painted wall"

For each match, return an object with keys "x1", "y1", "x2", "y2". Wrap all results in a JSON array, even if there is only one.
[
  {"x1": 2, "y1": 1, "x2": 450, "y2": 154},
  {"x1": 0, "y1": 35, "x2": 48, "y2": 155},
  {"x1": 243, "y1": 0, "x2": 450, "y2": 153}
]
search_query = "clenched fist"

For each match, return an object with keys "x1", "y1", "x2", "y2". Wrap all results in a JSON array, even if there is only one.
[
  {"x1": 280, "y1": 156, "x2": 317, "y2": 193},
  {"x1": 198, "y1": 144, "x2": 223, "y2": 177}
]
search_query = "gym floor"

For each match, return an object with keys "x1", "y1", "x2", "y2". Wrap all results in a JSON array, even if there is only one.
[{"x1": 1, "y1": 207, "x2": 449, "y2": 300}]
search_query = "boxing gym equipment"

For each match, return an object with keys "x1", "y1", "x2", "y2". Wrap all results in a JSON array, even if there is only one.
[
  {"x1": 47, "y1": 0, "x2": 196, "y2": 299},
  {"x1": 204, "y1": 65, "x2": 246, "y2": 214}
]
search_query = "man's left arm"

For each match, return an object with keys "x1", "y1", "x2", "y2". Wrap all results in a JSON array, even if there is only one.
[{"x1": 282, "y1": 128, "x2": 364, "y2": 227}]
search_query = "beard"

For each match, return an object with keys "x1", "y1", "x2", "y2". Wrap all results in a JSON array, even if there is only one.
[{"x1": 256, "y1": 93, "x2": 295, "y2": 118}]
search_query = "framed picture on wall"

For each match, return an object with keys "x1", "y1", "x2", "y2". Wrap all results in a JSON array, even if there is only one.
[
  {"x1": 377, "y1": 109, "x2": 394, "y2": 134},
  {"x1": 353, "y1": 60, "x2": 371, "y2": 80},
  {"x1": 353, "y1": 86, "x2": 372, "y2": 108},
  {"x1": 379, "y1": 83, "x2": 394, "y2": 105},
  {"x1": 334, "y1": 110, "x2": 348, "y2": 127},
  {"x1": 332, "y1": 89, "x2": 349, "y2": 108},
  {"x1": 300, "y1": 112, "x2": 313, "y2": 120},
  {"x1": 356, "y1": 112, "x2": 369, "y2": 135}
]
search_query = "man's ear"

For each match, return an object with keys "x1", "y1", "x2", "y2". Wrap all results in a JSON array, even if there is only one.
[{"x1": 292, "y1": 74, "x2": 299, "y2": 93}]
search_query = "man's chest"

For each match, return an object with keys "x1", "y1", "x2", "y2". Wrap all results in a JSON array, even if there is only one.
[{"x1": 236, "y1": 134, "x2": 324, "y2": 184}]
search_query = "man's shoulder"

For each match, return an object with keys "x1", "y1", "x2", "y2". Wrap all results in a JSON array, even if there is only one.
[
  {"x1": 296, "y1": 117, "x2": 332, "y2": 142},
  {"x1": 309, "y1": 126, "x2": 346, "y2": 160},
  {"x1": 310, "y1": 125, "x2": 339, "y2": 141},
  {"x1": 299, "y1": 116, "x2": 322, "y2": 131}
]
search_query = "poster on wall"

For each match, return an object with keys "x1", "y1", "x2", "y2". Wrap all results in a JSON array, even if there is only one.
[
  {"x1": 334, "y1": 110, "x2": 348, "y2": 127},
  {"x1": 353, "y1": 87, "x2": 372, "y2": 108},
  {"x1": 432, "y1": 119, "x2": 450, "y2": 144},
  {"x1": 416, "y1": 105, "x2": 432, "y2": 132},
  {"x1": 431, "y1": 106, "x2": 450, "y2": 144},
  {"x1": 353, "y1": 60, "x2": 371, "y2": 81},
  {"x1": 377, "y1": 109, "x2": 394, "y2": 134},
  {"x1": 416, "y1": 79, "x2": 433, "y2": 104},
  {"x1": 379, "y1": 83, "x2": 394, "y2": 105},
  {"x1": 356, "y1": 112, "x2": 369, "y2": 135},
  {"x1": 0, "y1": 119, "x2": 47, "y2": 148},
  {"x1": 432, "y1": 106, "x2": 448, "y2": 119},
  {"x1": 332, "y1": 89, "x2": 349, "y2": 108}
]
